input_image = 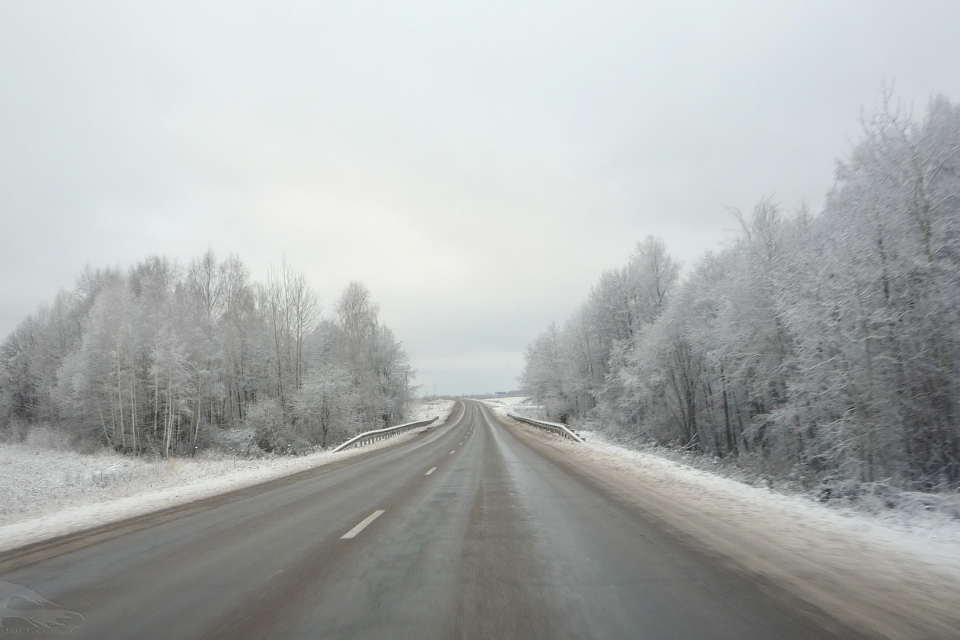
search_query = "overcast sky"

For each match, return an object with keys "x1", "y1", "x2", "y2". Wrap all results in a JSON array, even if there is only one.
[{"x1": 2, "y1": 1, "x2": 959, "y2": 395}]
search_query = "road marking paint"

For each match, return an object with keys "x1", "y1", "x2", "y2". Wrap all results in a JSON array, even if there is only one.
[
  {"x1": 450, "y1": 450, "x2": 456, "y2": 454},
  {"x1": 425, "y1": 467, "x2": 437, "y2": 475},
  {"x1": 341, "y1": 510, "x2": 385, "y2": 539}
]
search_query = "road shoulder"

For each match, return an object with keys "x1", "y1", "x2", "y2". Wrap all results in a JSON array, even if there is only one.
[
  {"x1": 0, "y1": 402, "x2": 462, "y2": 573},
  {"x1": 493, "y1": 412, "x2": 960, "y2": 640}
]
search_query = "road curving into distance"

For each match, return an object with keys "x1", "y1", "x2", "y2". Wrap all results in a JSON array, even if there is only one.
[{"x1": 0, "y1": 400, "x2": 871, "y2": 639}]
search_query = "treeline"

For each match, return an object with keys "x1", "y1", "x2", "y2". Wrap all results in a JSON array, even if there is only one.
[
  {"x1": 522, "y1": 94, "x2": 960, "y2": 491},
  {"x1": 0, "y1": 252, "x2": 414, "y2": 454}
]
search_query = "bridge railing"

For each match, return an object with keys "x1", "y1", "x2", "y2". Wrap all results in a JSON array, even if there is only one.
[
  {"x1": 331, "y1": 417, "x2": 439, "y2": 453},
  {"x1": 506, "y1": 413, "x2": 584, "y2": 443}
]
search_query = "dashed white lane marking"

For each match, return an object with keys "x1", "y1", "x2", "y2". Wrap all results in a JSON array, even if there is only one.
[
  {"x1": 341, "y1": 510, "x2": 385, "y2": 539},
  {"x1": 425, "y1": 467, "x2": 437, "y2": 476},
  {"x1": 450, "y1": 450, "x2": 456, "y2": 454}
]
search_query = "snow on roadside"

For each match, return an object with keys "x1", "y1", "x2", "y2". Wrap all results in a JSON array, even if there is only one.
[
  {"x1": 489, "y1": 399, "x2": 960, "y2": 637},
  {"x1": 407, "y1": 398, "x2": 456, "y2": 423},
  {"x1": 483, "y1": 398, "x2": 960, "y2": 573},
  {"x1": 480, "y1": 396, "x2": 544, "y2": 419},
  {"x1": 0, "y1": 399, "x2": 455, "y2": 554},
  {"x1": 577, "y1": 428, "x2": 960, "y2": 575}
]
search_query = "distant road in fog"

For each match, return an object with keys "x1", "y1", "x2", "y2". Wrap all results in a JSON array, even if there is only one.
[{"x1": 0, "y1": 401, "x2": 868, "y2": 639}]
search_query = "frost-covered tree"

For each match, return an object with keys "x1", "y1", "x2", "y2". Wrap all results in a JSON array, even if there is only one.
[
  {"x1": 520, "y1": 324, "x2": 575, "y2": 421},
  {"x1": 521, "y1": 93, "x2": 960, "y2": 491},
  {"x1": 331, "y1": 282, "x2": 413, "y2": 428},
  {"x1": 0, "y1": 252, "x2": 413, "y2": 454}
]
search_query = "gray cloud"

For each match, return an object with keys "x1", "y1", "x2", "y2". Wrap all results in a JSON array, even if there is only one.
[{"x1": 2, "y1": 0, "x2": 959, "y2": 394}]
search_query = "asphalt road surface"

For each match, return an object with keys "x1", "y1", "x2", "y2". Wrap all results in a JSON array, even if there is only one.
[{"x1": 0, "y1": 400, "x2": 870, "y2": 639}]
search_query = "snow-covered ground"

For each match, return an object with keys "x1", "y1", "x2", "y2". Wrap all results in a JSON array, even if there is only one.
[
  {"x1": 407, "y1": 398, "x2": 456, "y2": 423},
  {"x1": 484, "y1": 397, "x2": 960, "y2": 565},
  {"x1": 0, "y1": 399, "x2": 455, "y2": 554},
  {"x1": 487, "y1": 398, "x2": 960, "y2": 638},
  {"x1": 479, "y1": 395, "x2": 544, "y2": 418},
  {"x1": 582, "y1": 429, "x2": 960, "y2": 569}
]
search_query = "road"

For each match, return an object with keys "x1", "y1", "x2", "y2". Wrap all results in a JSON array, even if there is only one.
[{"x1": 0, "y1": 400, "x2": 870, "y2": 639}]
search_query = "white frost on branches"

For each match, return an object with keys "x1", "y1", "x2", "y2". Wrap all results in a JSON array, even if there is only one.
[
  {"x1": 0, "y1": 253, "x2": 414, "y2": 455},
  {"x1": 522, "y1": 94, "x2": 960, "y2": 491}
]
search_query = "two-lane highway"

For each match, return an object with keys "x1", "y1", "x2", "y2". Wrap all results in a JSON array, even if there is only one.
[{"x1": 0, "y1": 401, "x2": 869, "y2": 639}]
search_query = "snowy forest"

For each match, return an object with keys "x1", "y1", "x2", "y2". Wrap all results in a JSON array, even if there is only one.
[
  {"x1": 0, "y1": 252, "x2": 414, "y2": 455},
  {"x1": 522, "y1": 95, "x2": 960, "y2": 492}
]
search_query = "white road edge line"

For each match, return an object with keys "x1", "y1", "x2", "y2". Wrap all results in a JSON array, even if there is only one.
[
  {"x1": 425, "y1": 467, "x2": 437, "y2": 476},
  {"x1": 341, "y1": 510, "x2": 385, "y2": 539}
]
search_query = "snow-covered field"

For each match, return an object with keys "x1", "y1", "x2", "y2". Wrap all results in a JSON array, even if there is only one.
[
  {"x1": 407, "y1": 398, "x2": 456, "y2": 423},
  {"x1": 479, "y1": 395, "x2": 544, "y2": 418},
  {"x1": 487, "y1": 398, "x2": 960, "y2": 638},
  {"x1": 0, "y1": 399, "x2": 455, "y2": 554}
]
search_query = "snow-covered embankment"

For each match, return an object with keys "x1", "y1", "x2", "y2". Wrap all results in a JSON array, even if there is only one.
[
  {"x1": 485, "y1": 397, "x2": 960, "y2": 639},
  {"x1": 0, "y1": 399, "x2": 455, "y2": 554}
]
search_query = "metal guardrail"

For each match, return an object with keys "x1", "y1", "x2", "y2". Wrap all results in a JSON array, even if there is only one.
[
  {"x1": 506, "y1": 413, "x2": 584, "y2": 443},
  {"x1": 331, "y1": 417, "x2": 439, "y2": 453}
]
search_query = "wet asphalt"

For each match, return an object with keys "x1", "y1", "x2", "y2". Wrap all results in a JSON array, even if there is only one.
[{"x1": 0, "y1": 400, "x2": 869, "y2": 639}]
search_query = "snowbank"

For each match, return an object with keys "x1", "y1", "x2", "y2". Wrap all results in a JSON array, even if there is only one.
[
  {"x1": 485, "y1": 398, "x2": 960, "y2": 570},
  {"x1": 494, "y1": 403, "x2": 960, "y2": 638},
  {"x1": 575, "y1": 429, "x2": 960, "y2": 574},
  {"x1": 0, "y1": 399, "x2": 455, "y2": 554}
]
